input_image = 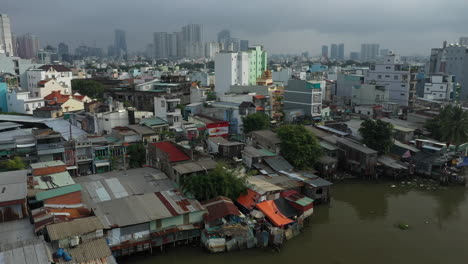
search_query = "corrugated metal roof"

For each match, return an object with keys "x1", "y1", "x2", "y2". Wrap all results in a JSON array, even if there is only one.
[
  {"x1": 152, "y1": 141, "x2": 190, "y2": 162},
  {"x1": 55, "y1": 237, "x2": 111, "y2": 264},
  {"x1": 0, "y1": 239, "x2": 51, "y2": 264},
  {"x1": 127, "y1": 124, "x2": 157, "y2": 135},
  {"x1": 247, "y1": 176, "x2": 283, "y2": 194},
  {"x1": 0, "y1": 122, "x2": 22, "y2": 131},
  {"x1": 264, "y1": 156, "x2": 294, "y2": 172},
  {"x1": 172, "y1": 159, "x2": 217, "y2": 174},
  {"x1": 35, "y1": 184, "x2": 82, "y2": 201},
  {"x1": 46, "y1": 216, "x2": 103, "y2": 241},
  {"x1": 43, "y1": 119, "x2": 88, "y2": 141},
  {"x1": 201, "y1": 196, "x2": 241, "y2": 222},
  {"x1": 251, "y1": 130, "x2": 281, "y2": 144},
  {"x1": 33, "y1": 172, "x2": 75, "y2": 190},
  {"x1": 306, "y1": 177, "x2": 333, "y2": 188},
  {"x1": 0, "y1": 170, "x2": 27, "y2": 202},
  {"x1": 336, "y1": 138, "x2": 378, "y2": 154}
]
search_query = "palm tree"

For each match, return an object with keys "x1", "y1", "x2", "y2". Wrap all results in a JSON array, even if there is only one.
[{"x1": 438, "y1": 105, "x2": 468, "y2": 147}]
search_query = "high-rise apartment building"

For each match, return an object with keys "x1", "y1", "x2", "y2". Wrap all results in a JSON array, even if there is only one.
[
  {"x1": 248, "y1": 46, "x2": 267, "y2": 85},
  {"x1": 215, "y1": 51, "x2": 250, "y2": 96},
  {"x1": 330, "y1": 44, "x2": 338, "y2": 60},
  {"x1": 217, "y1": 30, "x2": 231, "y2": 45},
  {"x1": 58, "y1": 43, "x2": 69, "y2": 56},
  {"x1": 349, "y1": 52, "x2": 360, "y2": 61},
  {"x1": 459, "y1": 37, "x2": 468, "y2": 46},
  {"x1": 153, "y1": 32, "x2": 168, "y2": 58},
  {"x1": 0, "y1": 14, "x2": 14, "y2": 56},
  {"x1": 240, "y1": 40, "x2": 249, "y2": 52},
  {"x1": 429, "y1": 41, "x2": 468, "y2": 100},
  {"x1": 321, "y1": 45, "x2": 328, "y2": 57},
  {"x1": 114, "y1": 29, "x2": 127, "y2": 57},
  {"x1": 360, "y1": 44, "x2": 380, "y2": 62},
  {"x1": 365, "y1": 52, "x2": 412, "y2": 106},
  {"x1": 168, "y1": 32, "x2": 178, "y2": 57},
  {"x1": 16, "y1": 33, "x2": 39, "y2": 59},
  {"x1": 338, "y1": 43, "x2": 345, "y2": 60}
]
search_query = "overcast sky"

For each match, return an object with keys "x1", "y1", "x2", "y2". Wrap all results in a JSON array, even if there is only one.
[{"x1": 2, "y1": 0, "x2": 467, "y2": 56}]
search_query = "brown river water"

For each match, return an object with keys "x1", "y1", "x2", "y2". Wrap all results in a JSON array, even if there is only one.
[{"x1": 121, "y1": 181, "x2": 468, "y2": 264}]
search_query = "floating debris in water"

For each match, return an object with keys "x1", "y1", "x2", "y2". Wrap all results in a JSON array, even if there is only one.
[
  {"x1": 390, "y1": 185, "x2": 397, "y2": 188},
  {"x1": 397, "y1": 223, "x2": 410, "y2": 230}
]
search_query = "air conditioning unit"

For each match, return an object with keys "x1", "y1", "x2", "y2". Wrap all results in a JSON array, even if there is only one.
[{"x1": 69, "y1": 236, "x2": 80, "y2": 247}]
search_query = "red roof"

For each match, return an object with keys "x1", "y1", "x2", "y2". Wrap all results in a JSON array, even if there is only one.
[
  {"x1": 152, "y1": 141, "x2": 190, "y2": 163},
  {"x1": 237, "y1": 189, "x2": 260, "y2": 210},
  {"x1": 37, "y1": 80, "x2": 50, "y2": 86},
  {"x1": 253, "y1": 95, "x2": 266, "y2": 99},
  {"x1": 256, "y1": 200, "x2": 294, "y2": 227},
  {"x1": 256, "y1": 106, "x2": 265, "y2": 111},
  {"x1": 44, "y1": 91, "x2": 85, "y2": 104},
  {"x1": 201, "y1": 196, "x2": 241, "y2": 222}
]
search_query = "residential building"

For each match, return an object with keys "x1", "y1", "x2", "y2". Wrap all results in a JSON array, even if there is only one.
[
  {"x1": 32, "y1": 130, "x2": 65, "y2": 162},
  {"x1": 0, "y1": 53, "x2": 41, "y2": 89},
  {"x1": 16, "y1": 33, "x2": 39, "y2": 59},
  {"x1": 423, "y1": 74, "x2": 454, "y2": 100},
  {"x1": 215, "y1": 51, "x2": 250, "y2": 96},
  {"x1": 206, "y1": 137, "x2": 244, "y2": 158},
  {"x1": 27, "y1": 65, "x2": 73, "y2": 93},
  {"x1": 365, "y1": 52, "x2": 411, "y2": 106},
  {"x1": 240, "y1": 40, "x2": 249, "y2": 51},
  {"x1": 190, "y1": 71, "x2": 215, "y2": 87},
  {"x1": 153, "y1": 32, "x2": 169, "y2": 58},
  {"x1": 321, "y1": 45, "x2": 328, "y2": 58},
  {"x1": 380, "y1": 48, "x2": 390, "y2": 57},
  {"x1": 33, "y1": 106, "x2": 63, "y2": 118},
  {"x1": 459, "y1": 37, "x2": 468, "y2": 46},
  {"x1": 0, "y1": 14, "x2": 14, "y2": 56},
  {"x1": 218, "y1": 29, "x2": 231, "y2": 46},
  {"x1": 154, "y1": 95, "x2": 183, "y2": 129},
  {"x1": 0, "y1": 170, "x2": 28, "y2": 222},
  {"x1": 114, "y1": 29, "x2": 127, "y2": 57},
  {"x1": 43, "y1": 91, "x2": 87, "y2": 113},
  {"x1": 351, "y1": 84, "x2": 389, "y2": 105},
  {"x1": 250, "y1": 130, "x2": 281, "y2": 154},
  {"x1": 284, "y1": 79, "x2": 324, "y2": 119},
  {"x1": 58, "y1": 42, "x2": 69, "y2": 57},
  {"x1": 248, "y1": 46, "x2": 268, "y2": 85},
  {"x1": 272, "y1": 68, "x2": 292, "y2": 84},
  {"x1": 338, "y1": 43, "x2": 345, "y2": 61},
  {"x1": 7, "y1": 87, "x2": 45, "y2": 114},
  {"x1": 360, "y1": 44, "x2": 380, "y2": 62},
  {"x1": 205, "y1": 42, "x2": 221, "y2": 59},
  {"x1": 335, "y1": 138, "x2": 378, "y2": 176},
  {"x1": 330, "y1": 44, "x2": 338, "y2": 60},
  {"x1": 30, "y1": 79, "x2": 71, "y2": 98},
  {"x1": 429, "y1": 42, "x2": 468, "y2": 100}
]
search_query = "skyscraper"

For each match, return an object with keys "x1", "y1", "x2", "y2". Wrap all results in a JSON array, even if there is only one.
[
  {"x1": 168, "y1": 32, "x2": 178, "y2": 57},
  {"x1": 114, "y1": 29, "x2": 127, "y2": 57},
  {"x1": 153, "y1": 32, "x2": 169, "y2": 58},
  {"x1": 181, "y1": 24, "x2": 202, "y2": 57},
  {"x1": 321, "y1": 45, "x2": 328, "y2": 57},
  {"x1": 58, "y1": 43, "x2": 69, "y2": 56},
  {"x1": 338, "y1": 43, "x2": 345, "y2": 60},
  {"x1": 240, "y1": 40, "x2": 249, "y2": 51},
  {"x1": 217, "y1": 30, "x2": 231, "y2": 45},
  {"x1": 360, "y1": 44, "x2": 380, "y2": 62},
  {"x1": 16, "y1": 33, "x2": 39, "y2": 59},
  {"x1": 330, "y1": 44, "x2": 338, "y2": 60},
  {"x1": 0, "y1": 14, "x2": 14, "y2": 56}
]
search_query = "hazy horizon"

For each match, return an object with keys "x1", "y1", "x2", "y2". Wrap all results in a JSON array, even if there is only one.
[{"x1": 3, "y1": 0, "x2": 468, "y2": 57}]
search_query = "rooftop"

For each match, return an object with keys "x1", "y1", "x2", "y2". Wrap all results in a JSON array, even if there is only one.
[
  {"x1": 38, "y1": 64, "x2": 71, "y2": 72},
  {"x1": 201, "y1": 196, "x2": 241, "y2": 222},
  {"x1": 140, "y1": 117, "x2": 168, "y2": 127},
  {"x1": 46, "y1": 216, "x2": 103, "y2": 241},
  {"x1": 152, "y1": 141, "x2": 190, "y2": 163},
  {"x1": 33, "y1": 171, "x2": 76, "y2": 190},
  {"x1": 0, "y1": 170, "x2": 27, "y2": 202},
  {"x1": 127, "y1": 124, "x2": 157, "y2": 135},
  {"x1": 247, "y1": 176, "x2": 284, "y2": 194},
  {"x1": 54, "y1": 237, "x2": 112, "y2": 264},
  {"x1": 30, "y1": 160, "x2": 66, "y2": 170},
  {"x1": 251, "y1": 130, "x2": 281, "y2": 144},
  {"x1": 35, "y1": 184, "x2": 82, "y2": 201},
  {"x1": 0, "y1": 122, "x2": 22, "y2": 132},
  {"x1": 172, "y1": 159, "x2": 217, "y2": 175},
  {"x1": 336, "y1": 138, "x2": 378, "y2": 154},
  {"x1": 264, "y1": 156, "x2": 294, "y2": 172}
]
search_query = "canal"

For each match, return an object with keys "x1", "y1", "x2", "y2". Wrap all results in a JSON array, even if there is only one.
[{"x1": 123, "y1": 181, "x2": 468, "y2": 264}]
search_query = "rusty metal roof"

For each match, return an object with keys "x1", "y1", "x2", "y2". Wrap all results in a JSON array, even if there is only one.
[
  {"x1": 55, "y1": 237, "x2": 112, "y2": 264},
  {"x1": 46, "y1": 216, "x2": 103, "y2": 241}
]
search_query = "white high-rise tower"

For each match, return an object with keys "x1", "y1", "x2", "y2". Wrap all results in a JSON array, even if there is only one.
[{"x1": 0, "y1": 14, "x2": 14, "y2": 56}]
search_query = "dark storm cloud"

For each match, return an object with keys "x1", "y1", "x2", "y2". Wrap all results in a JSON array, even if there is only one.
[{"x1": 2, "y1": 0, "x2": 468, "y2": 55}]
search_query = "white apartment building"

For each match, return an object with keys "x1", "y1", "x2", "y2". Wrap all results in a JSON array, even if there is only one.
[
  {"x1": 31, "y1": 79, "x2": 71, "y2": 98},
  {"x1": 214, "y1": 51, "x2": 250, "y2": 97},
  {"x1": 0, "y1": 14, "x2": 13, "y2": 56},
  {"x1": 154, "y1": 96, "x2": 182, "y2": 129},
  {"x1": 423, "y1": 74, "x2": 454, "y2": 100},
  {"x1": 27, "y1": 65, "x2": 73, "y2": 93},
  {"x1": 7, "y1": 87, "x2": 44, "y2": 114},
  {"x1": 365, "y1": 52, "x2": 411, "y2": 106},
  {"x1": 205, "y1": 42, "x2": 221, "y2": 59}
]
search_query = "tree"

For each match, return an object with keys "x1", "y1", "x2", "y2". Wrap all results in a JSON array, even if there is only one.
[
  {"x1": 180, "y1": 164, "x2": 247, "y2": 201},
  {"x1": 425, "y1": 105, "x2": 468, "y2": 147},
  {"x1": 1, "y1": 156, "x2": 26, "y2": 171},
  {"x1": 127, "y1": 144, "x2": 146, "y2": 168},
  {"x1": 358, "y1": 119, "x2": 394, "y2": 154},
  {"x1": 71, "y1": 79, "x2": 105, "y2": 100},
  {"x1": 277, "y1": 125, "x2": 322, "y2": 169},
  {"x1": 206, "y1": 91, "x2": 216, "y2": 101},
  {"x1": 242, "y1": 112, "x2": 271, "y2": 134}
]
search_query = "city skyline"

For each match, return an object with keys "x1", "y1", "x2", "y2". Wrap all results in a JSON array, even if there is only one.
[{"x1": 2, "y1": 0, "x2": 468, "y2": 56}]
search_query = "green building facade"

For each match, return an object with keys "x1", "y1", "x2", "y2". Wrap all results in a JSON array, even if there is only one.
[{"x1": 248, "y1": 46, "x2": 267, "y2": 85}]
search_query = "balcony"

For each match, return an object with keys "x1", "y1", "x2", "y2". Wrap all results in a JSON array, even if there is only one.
[
  {"x1": 166, "y1": 108, "x2": 181, "y2": 116},
  {"x1": 36, "y1": 142, "x2": 65, "y2": 155}
]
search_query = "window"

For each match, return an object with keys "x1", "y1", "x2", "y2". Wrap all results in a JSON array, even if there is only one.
[
  {"x1": 385, "y1": 75, "x2": 390, "y2": 78},
  {"x1": 161, "y1": 100, "x2": 165, "y2": 107},
  {"x1": 386, "y1": 66, "x2": 391, "y2": 70},
  {"x1": 440, "y1": 94, "x2": 443, "y2": 97},
  {"x1": 316, "y1": 188, "x2": 323, "y2": 194},
  {"x1": 401, "y1": 85, "x2": 406, "y2": 88},
  {"x1": 394, "y1": 75, "x2": 398, "y2": 80},
  {"x1": 440, "y1": 86, "x2": 444, "y2": 89},
  {"x1": 378, "y1": 75, "x2": 382, "y2": 79}
]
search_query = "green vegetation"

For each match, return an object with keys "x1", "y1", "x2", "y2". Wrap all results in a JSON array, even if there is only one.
[
  {"x1": 359, "y1": 119, "x2": 394, "y2": 154},
  {"x1": 0, "y1": 156, "x2": 26, "y2": 171},
  {"x1": 242, "y1": 112, "x2": 271, "y2": 134},
  {"x1": 277, "y1": 125, "x2": 322, "y2": 169},
  {"x1": 425, "y1": 105, "x2": 468, "y2": 146},
  {"x1": 206, "y1": 91, "x2": 216, "y2": 101},
  {"x1": 180, "y1": 163, "x2": 247, "y2": 201},
  {"x1": 71, "y1": 79, "x2": 105, "y2": 100},
  {"x1": 127, "y1": 144, "x2": 146, "y2": 168}
]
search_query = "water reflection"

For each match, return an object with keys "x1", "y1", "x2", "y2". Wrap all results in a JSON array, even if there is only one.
[{"x1": 418, "y1": 187, "x2": 466, "y2": 229}]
